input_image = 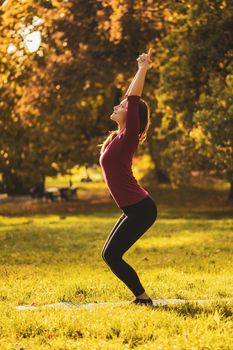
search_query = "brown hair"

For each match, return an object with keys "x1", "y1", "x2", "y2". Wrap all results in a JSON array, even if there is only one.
[{"x1": 98, "y1": 98, "x2": 151, "y2": 155}]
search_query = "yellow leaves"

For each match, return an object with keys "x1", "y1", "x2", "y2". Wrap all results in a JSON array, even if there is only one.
[
  {"x1": 96, "y1": 94, "x2": 104, "y2": 105},
  {"x1": 0, "y1": 150, "x2": 8, "y2": 158},
  {"x1": 114, "y1": 73, "x2": 124, "y2": 88},
  {"x1": 225, "y1": 74, "x2": 233, "y2": 88},
  {"x1": 102, "y1": 20, "x2": 110, "y2": 32},
  {"x1": 189, "y1": 125, "x2": 205, "y2": 142},
  {"x1": 97, "y1": 0, "x2": 127, "y2": 43},
  {"x1": 79, "y1": 42, "x2": 88, "y2": 52},
  {"x1": 51, "y1": 162, "x2": 59, "y2": 170},
  {"x1": 218, "y1": 99, "x2": 227, "y2": 108},
  {"x1": 80, "y1": 100, "x2": 87, "y2": 107},
  {"x1": 219, "y1": 1, "x2": 227, "y2": 9}
]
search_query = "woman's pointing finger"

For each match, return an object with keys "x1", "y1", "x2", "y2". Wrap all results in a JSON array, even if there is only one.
[{"x1": 147, "y1": 47, "x2": 152, "y2": 58}]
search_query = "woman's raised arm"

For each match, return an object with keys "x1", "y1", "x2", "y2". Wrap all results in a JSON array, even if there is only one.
[
  {"x1": 126, "y1": 48, "x2": 152, "y2": 96},
  {"x1": 122, "y1": 49, "x2": 152, "y2": 143},
  {"x1": 124, "y1": 48, "x2": 152, "y2": 98},
  {"x1": 123, "y1": 69, "x2": 140, "y2": 98}
]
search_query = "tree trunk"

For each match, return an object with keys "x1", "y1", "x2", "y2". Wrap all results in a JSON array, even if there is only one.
[{"x1": 147, "y1": 136, "x2": 170, "y2": 184}]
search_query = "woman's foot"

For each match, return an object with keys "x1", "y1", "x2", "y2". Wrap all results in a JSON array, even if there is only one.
[
  {"x1": 131, "y1": 297, "x2": 153, "y2": 306},
  {"x1": 129, "y1": 291, "x2": 153, "y2": 305}
]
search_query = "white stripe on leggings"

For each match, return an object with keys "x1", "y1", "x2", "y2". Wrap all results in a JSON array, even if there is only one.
[{"x1": 102, "y1": 215, "x2": 129, "y2": 265}]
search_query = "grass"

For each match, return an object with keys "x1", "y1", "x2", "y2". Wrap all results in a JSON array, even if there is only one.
[{"x1": 0, "y1": 175, "x2": 233, "y2": 349}]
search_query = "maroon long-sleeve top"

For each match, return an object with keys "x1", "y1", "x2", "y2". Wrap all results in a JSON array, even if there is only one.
[{"x1": 99, "y1": 95, "x2": 149, "y2": 208}]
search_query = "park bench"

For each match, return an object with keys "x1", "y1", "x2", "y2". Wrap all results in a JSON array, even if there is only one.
[
  {"x1": 30, "y1": 185, "x2": 78, "y2": 202},
  {"x1": 59, "y1": 186, "x2": 78, "y2": 201}
]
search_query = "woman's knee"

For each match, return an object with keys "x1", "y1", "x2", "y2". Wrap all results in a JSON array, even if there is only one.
[
  {"x1": 102, "y1": 246, "x2": 121, "y2": 264},
  {"x1": 102, "y1": 247, "x2": 112, "y2": 263},
  {"x1": 101, "y1": 244, "x2": 112, "y2": 262}
]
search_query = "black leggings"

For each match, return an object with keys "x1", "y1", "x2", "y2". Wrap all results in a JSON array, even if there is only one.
[{"x1": 101, "y1": 195, "x2": 157, "y2": 297}]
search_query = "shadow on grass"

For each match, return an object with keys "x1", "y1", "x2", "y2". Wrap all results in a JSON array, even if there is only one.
[{"x1": 150, "y1": 300, "x2": 233, "y2": 319}]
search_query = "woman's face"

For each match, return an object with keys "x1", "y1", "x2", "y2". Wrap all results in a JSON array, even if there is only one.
[{"x1": 110, "y1": 98, "x2": 127, "y2": 126}]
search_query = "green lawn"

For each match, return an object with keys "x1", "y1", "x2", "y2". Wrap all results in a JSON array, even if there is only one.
[{"x1": 0, "y1": 181, "x2": 233, "y2": 349}]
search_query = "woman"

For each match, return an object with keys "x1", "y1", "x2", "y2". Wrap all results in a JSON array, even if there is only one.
[{"x1": 98, "y1": 48, "x2": 157, "y2": 306}]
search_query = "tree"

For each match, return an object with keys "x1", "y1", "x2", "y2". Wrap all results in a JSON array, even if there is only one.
[{"x1": 150, "y1": 0, "x2": 233, "y2": 198}]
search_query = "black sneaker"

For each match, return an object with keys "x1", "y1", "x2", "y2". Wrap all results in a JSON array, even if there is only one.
[{"x1": 131, "y1": 297, "x2": 153, "y2": 306}]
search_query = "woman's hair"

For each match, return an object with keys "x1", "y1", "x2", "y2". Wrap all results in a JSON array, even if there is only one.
[{"x1": 98, "y1": 98, "x2": 151, "y2": 155}]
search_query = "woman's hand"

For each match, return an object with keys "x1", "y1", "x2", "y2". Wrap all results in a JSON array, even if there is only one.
[
  {"x1": 123, "y1": 48, "x2": 153, "y2": 98},
  {"x1": 137, "y1": 48, "x2": 152, "y2": 70}
]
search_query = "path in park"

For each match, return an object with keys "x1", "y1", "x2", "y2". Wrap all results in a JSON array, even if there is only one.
[{"x1": 16, "y1": 298, "x2": 233, "y2": 311}]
